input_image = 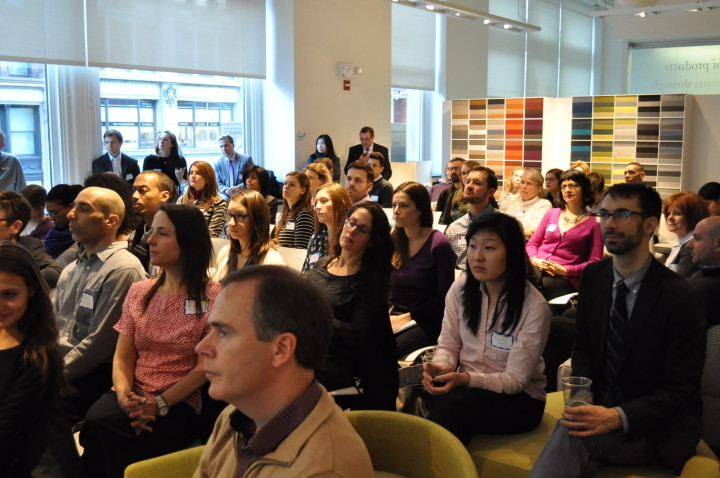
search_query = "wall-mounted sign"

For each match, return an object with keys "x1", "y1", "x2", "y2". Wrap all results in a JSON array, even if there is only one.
[{"x1": 628, "y1": 44, "x2": 720, "y2": 94}]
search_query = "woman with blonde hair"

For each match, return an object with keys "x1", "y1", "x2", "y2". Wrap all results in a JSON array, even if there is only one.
[
  {"x1": 276, "y1": 171, "x2": 315, "y2": 249},
  {"x1": 177, "y1": 160, "x2": 227, "y2": 238},
  {"x1": 504, "y1": 168, "x2": 552, "y2": 239},
  {"x1": 302, "y1": 183, "x2": 353, "y2": 273},
  {"x1": 305, "y1": 162, "x2": 331, "y2": 204},
  {"x1": 498, "y1": 166, "x2": 524, "y2": 212},
  {"x1": 212, "y1": 190, "x2": 284, "y2": 281}
]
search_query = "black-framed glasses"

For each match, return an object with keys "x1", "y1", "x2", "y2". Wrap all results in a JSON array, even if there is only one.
[
  {"x1": 47, "y1": 206, "x2": 69, "y2": 219},
  {"x1": 0, "y1": 218, "x2": 10, "y2": 223},
  {"x1": 225, "y1": 212, "x2": 250, "y2": 224},
  {"x1": 592, "y1": 210, "x2": 645, "y2": 222},
  {"x1": 344, "y1": 217, "x2": 371, "y2": 235}
]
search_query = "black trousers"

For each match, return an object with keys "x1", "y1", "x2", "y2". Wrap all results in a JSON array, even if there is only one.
[
  {"x1": 80, "y1": 391, "x2": 199, "y2": 478},
  {"x1": 426, "y1": 387, "x2": 545, "y2": 445},
  {"x1": 395, "y1": 325, "x2": 435, "y2": 359},
  {"x1": 62, "y1": 362, "x2": 113, "y2": 425}
]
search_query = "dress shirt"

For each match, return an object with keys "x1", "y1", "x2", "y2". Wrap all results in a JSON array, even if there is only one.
[
  {"x1": 445, "y1": 204, "x2": 497, "y2": 269},
  {"x1": 665, "y1": 231, "x2": 693, "y2": 271}
]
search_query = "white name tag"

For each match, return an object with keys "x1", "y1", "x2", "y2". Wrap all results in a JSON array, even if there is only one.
[
  {"x1": 546, "y1": 224, "x2": 557, "y2": 232},
  {"x1": 286, "y1": 221, "x2": 296, "y2": 231},
  {"x1": 491, "y1": 330, "x2": 514, "y2": 350},
  {"x1": 185, "y1": 299, "x2": 209, "y2": 315},
  {"x1": 370, "y1": 195, "x2": 379, "y2": 202},
  {"x1": 514, "y1": 211, "x2": 525, "y2": 218},
  {"x1": 309, "y1": 253, "x2": 320, "y2": 264},
  {"x1": 458, "y1": 235, "x2": 466, "y2": 246},
  {"x1": 126, "y1": 173, "x2": 134, "y2": 180},
  {"x1": 79, "y1": 292, "x2": 94, "y2": 310}
]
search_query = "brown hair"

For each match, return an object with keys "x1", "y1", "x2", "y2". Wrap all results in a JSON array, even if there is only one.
[
  {"x1": 391, "y1": 182, "x2": 433, "y2": 269},
  {"x1": 276, "y1": 171, "x2": 313, "y2": 240},
  {"x1": 663, "y1": 191, "x2": 710, "y2": 232},
  {"x1": 227, "y1": 190, "x2": 275, "y2": 272},
  {"x1": 305, "y1": 163, "x2": 330, "y2": 186},
  {"x1": 315, "y1": 183, "x2": 353, "y2": 262},
  {"x1": 180, "y1": 161, "x2": 221, "y2": 209}
]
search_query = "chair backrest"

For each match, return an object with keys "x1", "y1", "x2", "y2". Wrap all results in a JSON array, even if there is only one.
[
  {"x1": 276, "y1": 246, "x2": 308, "y2": 271},
  {"x1": 124, "y1": 446, "x2": 204, "y2": 478},
  {"x1": 345, "y1": 410, "x2": 478, "y2": 478},
  {"x1": 702, "y1": 325, "x2": 720, "y2": 448}
]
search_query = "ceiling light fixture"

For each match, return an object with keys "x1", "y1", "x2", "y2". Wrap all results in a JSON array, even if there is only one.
[{"x1": 593, "y1": 1, "x2": 720, "y2": 19}]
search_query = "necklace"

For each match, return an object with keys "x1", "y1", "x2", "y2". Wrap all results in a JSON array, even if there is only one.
[{"x1": 561, "y1": 210, "x2": 588, "y2": 226}]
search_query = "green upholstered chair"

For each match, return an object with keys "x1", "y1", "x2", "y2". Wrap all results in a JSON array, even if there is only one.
[
  {"x1": 467, "y1": 391, "x2": 720, "y2": 478},
  {"x1": 124, "y1": 445, "x2": 204, "y2": 478},
  {"x1": 345, "y1": 409, "x2": 478, "y2": 478}
]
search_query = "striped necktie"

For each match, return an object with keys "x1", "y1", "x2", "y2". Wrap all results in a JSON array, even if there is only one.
[{"x1": 604, "y1": 280, "x2": 629, "y2": 406}]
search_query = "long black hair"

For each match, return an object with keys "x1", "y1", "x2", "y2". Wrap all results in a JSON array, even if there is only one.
[
  {"x1": 143, "y1": 204, "x2": 212, "y2": 316},
  {"x1": 461, "y1": 213, "x2": 531, "y2": 335}
]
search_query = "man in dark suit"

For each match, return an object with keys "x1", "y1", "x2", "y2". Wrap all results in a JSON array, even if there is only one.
[
  {"x1": 688, "y1": 215, "x2": 720, "y2": 327},
  {"x1": 344, "y1": 126, "x2": 392, "y2": 180},
  {"x1": 91, "y1": 129, "x2": 140, "y2": 185},
  {"x1": 531, "y1": 183, "x2": 706, "y2": 477}
]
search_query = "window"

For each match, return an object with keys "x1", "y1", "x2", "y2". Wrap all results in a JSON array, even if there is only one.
[
  {"x1": 177, "y1": 102, "x2": 235, "y2": 149},
  {"x1": 100, "y1": 99, "x2": 156, "y2": 150},
  {"x1": 391, "y1": 88, "x2": 423, "y2": 165}
]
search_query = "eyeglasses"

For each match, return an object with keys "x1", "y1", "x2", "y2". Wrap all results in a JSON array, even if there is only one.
[
  {"x1": 0, "y1": 218, "x2": 10, "y2": 223},
  {"x1": 446, "y1": 166, "x2": 461, "y2": 172},
  {"x1": 344, "y1": 217, "x2": 371, "y2": 235},
  {"x1": 592, "y1": 210, "x2": 645, "y2": 222},
  {"x1": 561, "y1": 183, "x2": 580, "y2": 191},
  {"x1": 225, "y1": 212, "x2": 250, "y2": 224},
  {"x1": 47, "y1": 206, "x2": 68, "y2": 219},
  {"x1": 545, "y1": 177, "x2": 558, "y2": 182}
]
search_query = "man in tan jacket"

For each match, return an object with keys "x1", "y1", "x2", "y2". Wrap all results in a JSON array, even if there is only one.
[{"x1": 194, "y1": 265, "x2": 374, "y2": 477}]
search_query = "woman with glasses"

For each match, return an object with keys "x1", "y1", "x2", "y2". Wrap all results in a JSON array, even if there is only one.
[
  {"x1": 504, "y1": 168, "x2": 552, "y2": 239},
  {"x1": 544, "y1": 168, "x2": 563, "y2": 208},
  {"x1": 662, "y1": 191, "x2": 709, "y2": 277},
  {"x1": 177, "y1": 161, "x2": 227, "y2": 238},
  {"x1": 389, "y1": 182, "x2": 456, "y2": 357},
  {"x1": 302, "y1": 183, "x2": 352, "y2": 274},
  {"x1": 276, "y1": 171, "x2": 315, "y2": 249},
  {"x1": 212, "y1": 190, "x2": 284, "y2": 281},
  {"x1": 307, "y1": 201, "x2": 398, "y2": 410},
  {"x1": 526, "y1": 170, "x2": 602, "y2": 299}
]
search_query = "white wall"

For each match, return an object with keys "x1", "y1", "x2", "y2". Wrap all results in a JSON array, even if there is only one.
[{"x1": 686, "y1": 95, "x2": 720, "y2": 192}]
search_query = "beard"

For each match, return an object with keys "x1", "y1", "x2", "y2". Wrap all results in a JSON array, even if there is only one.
[
  {"x1": 463, "y1": 193, "x2": 487, "y2": 205},
  {"x1": 450, "y1": 173, "x2": 460, "y2": 183},
  {"x1": 603, "y1": 226, "x2": 644, "y2": 255}
]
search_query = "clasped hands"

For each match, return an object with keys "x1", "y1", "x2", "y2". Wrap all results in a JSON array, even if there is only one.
[
  {"x1": 118, "y1": 392, "x2": 158, "y2": 436},
  {"x1": 561, "y1": 402, "x2": 622, "y2": 437},
  {"x1": 531, "y1": 257, "x2": 567, "y2": 277},
  {"x1": 421, "y1": 363, "x2": 469, "y2": 395}
]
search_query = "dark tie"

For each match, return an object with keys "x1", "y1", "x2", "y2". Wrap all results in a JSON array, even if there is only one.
[{"x1": 604, "y1": 280, "x2": 629, "y2": 406}]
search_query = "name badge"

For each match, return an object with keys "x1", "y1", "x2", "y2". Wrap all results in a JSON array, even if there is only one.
[
  {"x1": 546, "y1": 224, "x2": 557, "y2": 232},
  {"x1": 79, "y1": 292, "x2": 94, "y2": 310},
  {"x1": 458, "y1": 235, "x2": 466, "y2": 246},
  {"x1": 370, "y1": 195, "x2": 379, "y2": 202},
  {"x1": 286, "y1": 221, "x2": 296, "y2": 231},
  {"x1": 153, "y1": 168, "x2": 162, "y2": 172},
  {"x1": 185, "y1": 299, "x2": 209, "y2": 315},
  {"x1": 309, "y1": 252, "x2": 320, "y2": 264},
  {"x1": 490, "y1": 330, "x2": 514, "y2": 350},
  {"x1": 126, "y1": 173, "x2": 134, "y2": 180},
  {"x1": 514, "y1": 211, "x2": 525, "y2": 218}
]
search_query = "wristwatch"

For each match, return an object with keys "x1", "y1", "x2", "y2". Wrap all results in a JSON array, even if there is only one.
[{"x1": 155, "y1": 395, "x2": 169, "y2": 416}]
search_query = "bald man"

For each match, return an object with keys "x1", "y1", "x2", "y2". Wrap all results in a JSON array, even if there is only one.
[
  {"x1": 688, "y1": 216, "x2": 720, "y2": 327},
  {"x1": 55, "y1": 187, "x2": 147, "y2": 422}
]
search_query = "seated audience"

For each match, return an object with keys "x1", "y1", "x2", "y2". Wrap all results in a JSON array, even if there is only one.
[
  {"x1": 503, "y1": 168, "x2": 552, "y2": 239},
  {"x1": 307, "y1": 201, "x2": 398, "y2": 410},
  {"x1": 304, "y1": 133, "x2": 342, "y2": 182},
  {"x1": 304, "y1": 162, "x2": 330, "y2": 205},
  {"x1": 526, "y1": 170, "x2": 602, "y2": 299},
  {"x1": 276, "y1": 171, "x2": 314, "y2": 249},
  {"x1": 446, "y1": 164, "x2": 499, "y2": 269},
  {"x1": 544, "y1": 168, "x2": 563, "y2": 208},
  {"x1": 688, "y1": 215, "x2": 720, "y2": 327},
  {"x1": 194, "y1": 266, "x2": 374, "y2": 477},
  {"x1": 345, "y1": 162, "x2": 374, "y2": 204},
  {"x1": 530, "y1": 183, "x2": 705, "y2": 478},
  {"x1": 55, "y1": 187, "x2": 146, "y2": 422},
  {"x1": 440, "y1": 160, "x2": 479, "y2": 225},
  {"x1": 20, "y1": 184, "x2": 53, "y2": 239},
  {"x1": 129, "y1": 171, "x2": 176, "y2": 273},
  {"x1": 570, "y1": 160, "x2": 590, "y2": 174},
  {"x1": 44, "y1": 184, "x2": 83, "y2": 264},
  {"x1": 434, "y1": 158, "x2": 464, "y2": 211},
  {"x1": 81, "y1": 204, "x2": 220, "y2": 478},
  {"x1": 84, "y1": 171, "x2": 137, "y2": 241},
  {"x1": 302, "y1": 183, "x2": 352, "y2": 274},
  {"x1": 214, "y1": 134, "x2": 253, "y2": 202},
  {"x1": 244, "y1": 165, "x2": 278, "y2": 224},
  {"x1": 663, "y1": 191, "x2": 709, "y2": 277},
  {"x1": 586, "y1": 171, "x2": 605, "y2": 214},
  {"x1": 0, "y1": 191, "x2": 62, "y2": 287},
  {"x1": 0, "y1": 243, "x2": 82, "y2": 477},
  {"x1": 212, "y1": 190, "x2": 284, "y2": 281},
  {"x1": 313, "y1": 156, "x2": 336, "y2": 184},
  {"x1": 423, "y1": 213, "x2": 550, "y2": 445},
  {"x1": 368, "y1": 152, "x2": 394, "y2": 208},
  {"x1": 497, "y1": 166, "x2": 524, "y2": 212},
  {"x1": 92, "y1": 129, "x2": 140, "y2": 185},
  {"x1": 143, "y1": 131, "x2": 187, "y2": 190},
  {"x1": 177, "y1": 161, "x2": 227, "y2": 238},
  {"x1": 624, "y1": 161, "x2": 646, "y2": 184},
  {"x1": 389, "y1": 182, "x2": 456, "y2": 357},
  {"x1": 698, "y1": 181, "x2": 720, "y2": 216}
]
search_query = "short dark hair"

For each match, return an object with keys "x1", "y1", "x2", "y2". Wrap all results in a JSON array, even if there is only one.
[
  {"x1": 368, "y1": 152, "x2": 385, "y2": 164},
  {"x1": 136, "y1": 170, "x2": 178, "y2": 203},
  {"x1": 347, "y1": 162, "x2": 374, "y2": 183},
  {"x1": 103, "y1": 129, "x2": 123, "y2": 144},
  {"x1": 468, "y1": 164, "x2": 499, "y2": 191},
  {"x1": 84, "y1": 172, "x2": 137, "y2": 236},
  {"x1": 559, "y1": 170, "x2": 595, "y2": 209},
  {"x1": 0, "y1": 191, "x2": 31, "y2": 236},
  {"x1": 46, "y1": 184, "x2": 83, "y2": 206},
  {"x1": 586, "y1": 171, "x2": 605, "y2": 194},
  {"x1": 604, "y1": 183, "x2": 662, "y2": 221},
  {"x1": 626, "y1": 161, "x2": 645, "y2": 172},
  {"x1": 219, "y1": 135, "x2": 234, "y2": 145},
  {"x1": 245, "y1": 165, "x2": 271, "y2": 196},
  {"x1": 20, "y1": 184, "x2": 47, "y2": 209},
  {"x1": 221, "y1": 265, "x2": 333, "y2": 370},
  {"x1": 360, "y1": 126, "x2": 375, "y2": 137},
  {"x1": 698, "y1": 182, "x2": 720, "y2": 202}
]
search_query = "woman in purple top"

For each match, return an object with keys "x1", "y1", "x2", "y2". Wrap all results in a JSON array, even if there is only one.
[
  {"x1": 390, "y1": 182, "x2": 457, "y2": 358},
  {"x1": 526, "y1": 170, "x2": 602, "y2": 300}
]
